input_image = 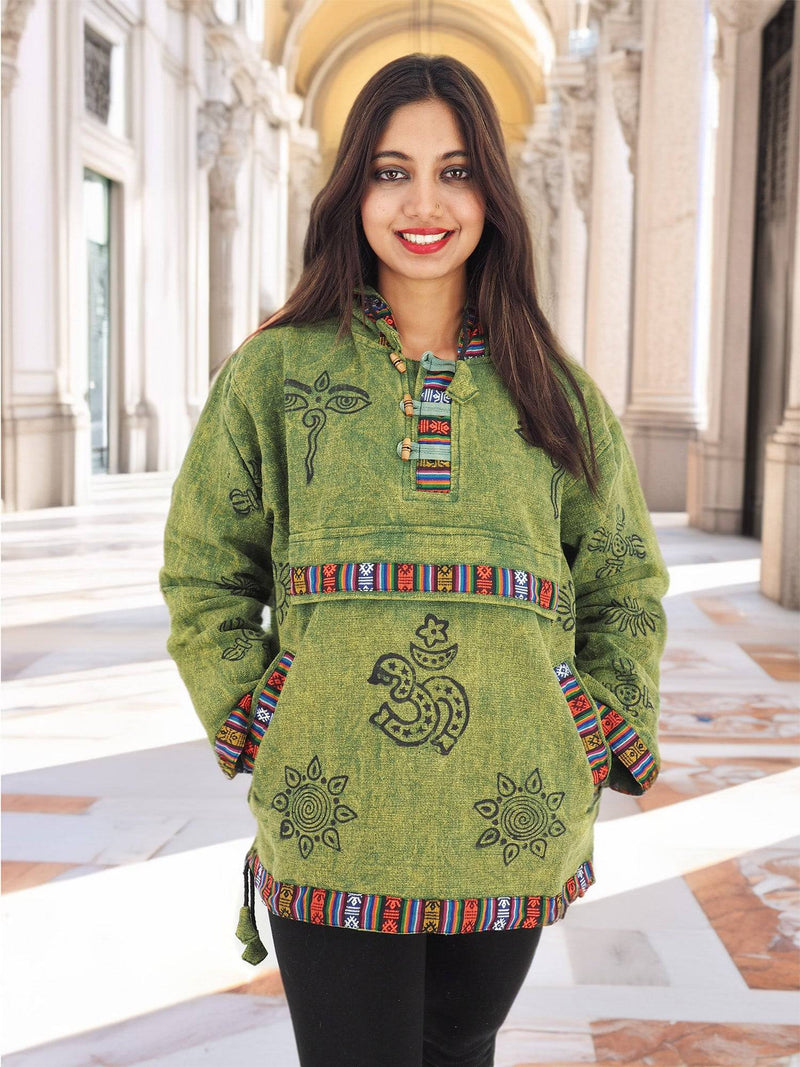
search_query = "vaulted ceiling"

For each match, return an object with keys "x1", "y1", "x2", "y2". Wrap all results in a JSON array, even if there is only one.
[{"x1": 264, "y1": 0, "x2": 580, "y2": 174}]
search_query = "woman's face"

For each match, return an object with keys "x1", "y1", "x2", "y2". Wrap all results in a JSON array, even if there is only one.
[{"x1": 360, "y1": 99, "x2": 485, "y2": 291}]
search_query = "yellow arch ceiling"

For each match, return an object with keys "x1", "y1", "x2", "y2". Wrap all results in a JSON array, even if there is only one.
[{"x1": 274, "y1": 1, "x2": 552, "y2": 176}]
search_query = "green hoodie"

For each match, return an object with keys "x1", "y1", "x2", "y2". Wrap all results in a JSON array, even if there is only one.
[{"x1": 160, "y1": 288, "x2": 668, "y2": 952}]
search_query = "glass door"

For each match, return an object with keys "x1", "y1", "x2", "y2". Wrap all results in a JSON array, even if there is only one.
[{"x1": 84, "y1": 169, "x2": 112, "y2": 473}]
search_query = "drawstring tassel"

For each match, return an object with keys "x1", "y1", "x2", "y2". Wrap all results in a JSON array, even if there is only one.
[{"x1": 236, "y1": 856, "x2": 268, "y2": 965}]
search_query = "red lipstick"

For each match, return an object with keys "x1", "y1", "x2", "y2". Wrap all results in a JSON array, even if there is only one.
[{"x1": 394, "y1": 228, "x2": 454, "y2": 254}]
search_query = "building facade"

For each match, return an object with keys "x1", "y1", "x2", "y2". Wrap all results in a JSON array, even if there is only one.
[{"x1": 2, "y1": 0, "x2": 798, "y2": 607}]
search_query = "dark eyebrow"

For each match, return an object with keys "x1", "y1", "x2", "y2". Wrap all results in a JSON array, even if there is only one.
[{"x1": 370, "y1": 150, "x2": 468, "y2": 163}]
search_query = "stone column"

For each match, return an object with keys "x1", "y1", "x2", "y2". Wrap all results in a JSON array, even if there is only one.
[
  {"x1": 199, "y1": 98, "x2": 251, "y2": 377},
  {"x1": 583, "y1": 0, "x2": 641, "y2": 415},
  {"x1": 550, "y1": 55, "x2": 596, "y2": 364},
  {"x1": 516, "y1": 105, "x2": 564, "y2": 323},
  {"x1": 761, "y1": 6, "x2": 800, "y2": 609},
  {"x1": 623, "y1": 0, "x2": 707, "y2": 510},
  {"x1": 1, "y1": 0, "x2": 35, "y2": 507},
  {"x1": 286, "y1": 126, "x2": 321, "y2": 295},
  {"x1": 2, "y1": 0, "x2": 90, "y2": 510},
  {"x1": 687, "y1": 1, "x2": 769, "y2": 533}
]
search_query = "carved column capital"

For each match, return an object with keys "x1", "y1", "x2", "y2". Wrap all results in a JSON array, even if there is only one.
[
  {"x1": 165, "y1": 0, "x2": 215, "y2": 17},
  {"x1": 592, "y1": 0, "x2": 643, "y2": 177},
  {"x1": 198, "y1": 100, "x2": 251, "y2": 210},
  {"x1": 286, "y1": 127, "x2": 321, "y2": 290},
  {"x1": 550, "y1": 55, "x2": 596, "y2": 226},
  {"x1": 519, "y1": 106, "x2": 564, "y2": 220},
  {"x1": 2, "y1": 0, "x2": 35, "y2": 97},
  {"x1": 604, "y1": 46, "x2": 642, "y2": 176},
  {"x1": 590, "y1": 0, "x2": 640, "y2": 24},
  {"x1": 711, "y1": 0, "x2": 772, "y2": 34}
]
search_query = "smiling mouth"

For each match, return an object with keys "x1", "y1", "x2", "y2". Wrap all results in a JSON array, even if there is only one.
[{"x1": 394, "y1": 230, "x2": 455, "y2": 253}]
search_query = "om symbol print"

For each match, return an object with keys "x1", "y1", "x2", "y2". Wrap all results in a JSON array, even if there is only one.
[
  {"x1": 284, "y1": 370, "x2": 371, "y2": 483},
  {"x1": 367, "y1": 613, "x2": 470, "y2": 755}
]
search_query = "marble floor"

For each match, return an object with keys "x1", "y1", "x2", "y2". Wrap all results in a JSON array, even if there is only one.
[{"x1": 2, "y1": 473, "x2": 799, "y2": 1066}]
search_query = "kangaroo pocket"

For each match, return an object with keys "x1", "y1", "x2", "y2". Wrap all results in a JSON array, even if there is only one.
[{"x1": 247, "y1": 596, "x2": 600, "y2": 901}]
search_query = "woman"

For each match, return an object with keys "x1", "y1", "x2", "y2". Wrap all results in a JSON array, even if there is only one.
[{"x1": 160, "y1": 54, "x2": 669, "y2": 1067}]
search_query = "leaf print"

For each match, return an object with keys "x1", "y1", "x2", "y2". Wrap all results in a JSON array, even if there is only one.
[
  {"x1": 215, "y1": 572, "x2": 268, "y2": 600},
  {"x1": 600, "y1": 596, "x2": 659, "y2": 636}
]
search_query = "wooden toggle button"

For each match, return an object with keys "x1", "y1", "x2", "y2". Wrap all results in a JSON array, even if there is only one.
[
  {"x1": 401, "y1": 393, "x2": 414, "y2": 417},
  {"x1": 399, "y1": 437, "x2": 412, "y2": 461},
  {"x1": 388, "y1": 351, "x2": 406, "y2": 373}
]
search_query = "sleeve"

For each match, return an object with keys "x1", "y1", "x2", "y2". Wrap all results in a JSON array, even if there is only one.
[
  {"x1": 560, "y1": 408, "x2": 670, "y2": 795},
  {"x1": 159, "y1": 356, "x2": 281, "y2": 779}
]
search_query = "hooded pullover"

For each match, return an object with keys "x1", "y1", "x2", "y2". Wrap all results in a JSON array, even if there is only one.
[{"x1": 160, "y1": 287, "x2": 668, "y2": 949}]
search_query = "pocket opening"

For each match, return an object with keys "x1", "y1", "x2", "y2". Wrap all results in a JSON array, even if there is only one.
[
  {"x1": 214, "y1": 648, "x2": 295, "y2": 779},
  {"x1": 553, "y1": 661, "x2": 611, "y2": 789},
  {"x1": 243, "y1": 649, "x2": 295, "y2": 774}
]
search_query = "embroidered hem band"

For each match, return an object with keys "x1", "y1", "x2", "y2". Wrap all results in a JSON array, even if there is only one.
[{"x1": 248, "y1": 848, "x2": 595, "y2": 934}]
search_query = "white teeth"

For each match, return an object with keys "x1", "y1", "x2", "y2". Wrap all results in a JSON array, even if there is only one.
[{"x1": 399, "y1": 231, "x2": 450, "y2": 245}]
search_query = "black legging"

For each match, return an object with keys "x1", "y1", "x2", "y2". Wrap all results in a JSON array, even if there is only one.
[{"x1": 267, "y1": 911, "x2": 543, "y2": 1067}]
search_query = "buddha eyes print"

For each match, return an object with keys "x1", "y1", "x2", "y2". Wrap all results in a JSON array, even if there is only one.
[{"x1": 284, "y1": 371, "x2": 371, "y2": 483}]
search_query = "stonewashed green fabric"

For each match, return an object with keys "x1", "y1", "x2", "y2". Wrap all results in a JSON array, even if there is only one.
[{"x1": 160, "y1": 286, "x2": 669, "y2": 943}]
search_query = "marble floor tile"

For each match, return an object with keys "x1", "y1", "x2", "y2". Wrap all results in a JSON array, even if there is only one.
[
  {"x1": 2, "y1": 604, "x2": 172, "y2": 680},
  {"x1": 131, "y1": 1016, "x2": 301, "y2": 1067},
  {"x1": 741, "y1": 646, "x2": 800, "y2": 683},
  {"x1": 564, "y1": 928, "x2": 669, "y2": 987},
  {"x1": 1, "y1": 793, "x2": 97, "y2": 813},
  {"x1": 658, "y1": 693, "x2": 799, "y2": 742},
  {"x1": 1, "y1": 811, "x2": 188, "y2": 865},
  {"x1": 507, "y1": 983, "x2": 800, "y2": 1026},
  {"x1": 496, "y1": 1021, "x2": 595, "y2": 1065},
  {"x1": 565, "y1": 900, "x2": 745, "y2": 992},
  {"x1": 566, "y1": 875, "x2": 713, "y2": 934},
  {"x1": 1, "y1": 860, "x2": 80, "y2": 893},
  {"x1": 225, "y1": 969, "x2": 285, "y2": 996},
  {"x1": 3, "y1": 739, "x2": 238, "y2": 800},
  {"x1": 692, "y1": 595, "x2": 747, "y2": 625},
  {"x1": 637, "y1": 756, "x2": 800, "y2": 812},
  {"x1": 686, "y1": 843, "x2": 800, "y2": 992},
  {"x1": 660, "y1": 641, "x2": 771, "y2": 687},
  {"x1": 1, "y1": 992, "x2": 293, "y2": 1067},
  {"x1": 589, "y1": 1019, "x2": 800, "y2": 1066}
]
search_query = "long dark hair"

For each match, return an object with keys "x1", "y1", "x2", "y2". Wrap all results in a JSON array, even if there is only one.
[{"x1": 258, "y1": 54, "x2": 599, "y2": 493}]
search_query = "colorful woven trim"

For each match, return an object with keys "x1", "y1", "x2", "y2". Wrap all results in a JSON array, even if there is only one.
[
  {"x1": 289, "y1": 561, "x2": 557, "y2": 611},
  {"x1": 459, "y1": 306, "x2": 486, "y2": 359},
  {"x1": 215, "y1": 695, "x2": 252, "y2": 779},
  {"x1": 553, "y1": 662, "x2": 610, "y2": 787},
  {"x1": 360, "y1": 289, "x2": 486, "y2": 495},
  {"x1": 360, "y1": 291, "x2": 486, "y2": 361},
  {"x1": 597, "y1": 702, "x2": 658, "y2": 792},
  {"x1": 417, "y1": 358, "x2": 455, "y2": 492},
  {"x1": 361, "y1": 291, "x2": 397, "y2": 329},
  {"x1": 248, "y1": 850, "x2": 594, "y2": 934},
  {"x1": 214, "y1": 651, "x2": 295, "y2": 779}
]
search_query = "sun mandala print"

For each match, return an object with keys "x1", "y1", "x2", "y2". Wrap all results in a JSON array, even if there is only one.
[
  {"x1": 272, "y1": 755, "x2": 358, "y2": 860},
  {"x1": 474, "y1": 769, "x2": 567, "y2": 867}
]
